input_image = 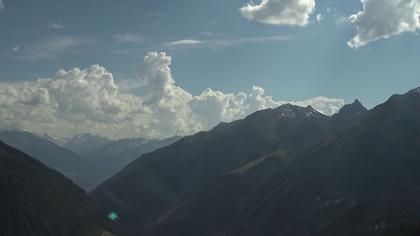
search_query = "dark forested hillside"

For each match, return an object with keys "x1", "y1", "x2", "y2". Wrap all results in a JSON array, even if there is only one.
[{"x1": 0, "y1": 142, "x2": 115, "y2": 236}]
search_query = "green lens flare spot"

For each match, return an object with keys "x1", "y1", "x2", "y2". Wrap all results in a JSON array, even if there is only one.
[{"x1": 108, "y1": 211, "x2": 118, "y2": 221}]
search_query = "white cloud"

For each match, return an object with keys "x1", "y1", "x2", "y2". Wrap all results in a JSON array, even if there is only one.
[
  {"x1": 0, "y1": 0, "x2": 4, "y2": 11},
  {"x1": 19, "y1": 36, "x2": 92, "y2": 61},
  {"x1": 317, "y1": 7, "x2": 349, "y2": 26},
  {"x1": 316, "y1": 14, "x2": 323, "y2": 22},
  {"x1": 293, "y1": 96, "x2": 346, "y2": 115},
  {"x1": 166, "y1": 39, "x2": 203, "y2": 47},
  {"x1": 12, "y1": 46, "x2": 19, "y2": 52},
  {"x1": 48, "y1": 23, "x2": 64, "y2": 31},
  {"x1": 0, "y1": 51, "x2": 345, "y2": 139},
  {"x1": 164, "y1": 36, "x2": 290, "y2": 50},
  {"x1": 212, "y1": 35, "x2": 291, "y2": 47},
  {"x1": 114, "y1": 34, "x2": 144, "y2": 44},
  {"x1": 348, "y1": 0, "x2": 420, "y2": 48},
  {"x1": 240, "y1": 0, "x2": 316, "y2": 26}
]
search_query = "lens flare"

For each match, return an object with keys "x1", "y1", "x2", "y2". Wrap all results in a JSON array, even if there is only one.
[{"x1": 108, "y1": 211, "x2": 118, "y2": 221}]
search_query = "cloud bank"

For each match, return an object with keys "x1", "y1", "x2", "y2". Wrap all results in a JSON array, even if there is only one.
[
  {"x1": 348, "y1": 0, "x2": 420, "y2": 48},
  {"x1": 240, "y1": 0, "x2": 316, "y2": 26},
  {"x1": 0, "y1": 52, "x2": 345, "y2": 139}
]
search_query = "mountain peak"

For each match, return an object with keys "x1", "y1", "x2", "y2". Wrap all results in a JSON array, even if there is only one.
[
  {"x1": 275, "y1": 103, "x2": 318, "y2": 113},
  {"x1": 338, "y1": 99, "x2": 367, "y2": 115},
  {"x1": 353, "y1": 98, "x2": 362, "y2": 105},
  {"x1": 272, "y1": 103, "x2": 323, "y2": 119},
  {"x1": 332, "y1": 99, "x2": 367, "y2": 125}
]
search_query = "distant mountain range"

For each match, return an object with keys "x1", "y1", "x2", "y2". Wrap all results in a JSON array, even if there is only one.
[
  {"x1": 0, "y1": 130, "x2": 94, "y2": 190},
  {"x1": 92, "y1": 87, "x2": 420, "y2": 236},
  {"x1": 63, "y1": 133, "x2": 111, "y2": 156},
  {"x1": 0, "y1": 141, "x2": 116, "y2": 236},
  {"x1": 0, "y1": 130, "x2": 181, "y2": 191}
]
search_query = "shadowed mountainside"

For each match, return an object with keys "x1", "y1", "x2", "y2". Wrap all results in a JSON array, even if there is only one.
[
  {"x1": 92, "y1": 89, "x2": 420, "y2": 235},
  {"x1": 0, "y1": 141, "x2": 117, "y2": 236},
  {"x1": 152, "y1": 89, "x2": 420, "y2": 236},
  {"x1": 92, "y1": 103, "x2": 336, "y2": 235},
  {"x1": 85, "y1": 136, "x2": 182, "y2": 186}
]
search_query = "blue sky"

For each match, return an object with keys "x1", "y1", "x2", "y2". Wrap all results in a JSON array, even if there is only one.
[{"x1": 0, "y1": 0, "x2": 420, "y2": 138}]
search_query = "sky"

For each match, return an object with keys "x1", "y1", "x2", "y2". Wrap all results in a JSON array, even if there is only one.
[{"x1": 0, "y1": 0, "x2": 420, "y2": 139}]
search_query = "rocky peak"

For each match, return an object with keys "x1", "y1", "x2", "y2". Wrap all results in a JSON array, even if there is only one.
[{"x1": 336, "y1": 99, "x2": 367, "y2": 117}]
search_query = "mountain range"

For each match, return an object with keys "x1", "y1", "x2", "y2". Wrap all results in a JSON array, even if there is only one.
[
  {"x1": 63, "y1": 133, "x2": 111, "y2": 156},
  {"x1": 92, "y1": 88, "x2": 420, "y2": 236}
]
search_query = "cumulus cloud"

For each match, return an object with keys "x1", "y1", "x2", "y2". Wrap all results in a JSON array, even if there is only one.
[
  {"x1": 348, "y1": 0, "x2": 420, "y2": 48},
  {"x1": 0, "y1": 65, "x2": 149, "y2": 138},
  {"x1": 240, "y1": 0, "x2": 316, "y2": 26},
  {"x1": 0, "y1": 51, "x2": 345, "y2": 139}
]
